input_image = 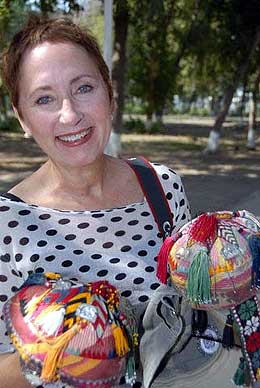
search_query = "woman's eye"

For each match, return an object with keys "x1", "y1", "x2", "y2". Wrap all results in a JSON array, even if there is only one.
[
  {"x1": 77, "y1": 84, "x2": 93, "y2": 94},
  {"x1": 35, "y1": 96, "x2": 53, "y2": 105}
]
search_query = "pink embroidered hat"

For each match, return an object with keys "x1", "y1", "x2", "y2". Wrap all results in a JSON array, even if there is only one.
[
  {"x1": 157, "y1": 210, "x2": 260, "y2": 310},
  {"x1": 3, "y1": 273, "x2": 138, "y2": 387}
]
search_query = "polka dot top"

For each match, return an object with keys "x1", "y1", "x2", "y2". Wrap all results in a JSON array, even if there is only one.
[{"x1": 0, "y1": 162, "x2": 191, "y2": 352}]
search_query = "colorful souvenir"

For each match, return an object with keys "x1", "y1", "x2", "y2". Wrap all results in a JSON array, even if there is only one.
[
  {"x1": 157, "y1": 210, "x2": 260, "y2": 310},
  {"x1": 3, "y1": 272, "x2": 138, "y2": 387}
]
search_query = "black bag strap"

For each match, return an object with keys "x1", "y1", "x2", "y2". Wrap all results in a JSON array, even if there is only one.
[{"x1": 127, "y1": 156, "x2": 173, "y2": 240}]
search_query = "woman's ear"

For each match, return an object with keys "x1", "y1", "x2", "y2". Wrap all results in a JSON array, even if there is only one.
[{"x1": 12, "y1": 105, "x2": 32, "y2": 137}]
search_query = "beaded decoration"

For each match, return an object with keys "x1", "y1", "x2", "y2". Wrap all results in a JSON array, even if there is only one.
[
  {"x1": 231, "y1": 296, "x2": 260, "y2": 386},
  {"x1": 3, "y1": 273, "x2": 138, "y2": 387},
  {"x1": 157, "y1": 210, "x2": 260, "y2": 310}
]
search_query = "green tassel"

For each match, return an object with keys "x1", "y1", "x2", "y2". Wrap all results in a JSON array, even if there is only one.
[
  {"x1": 187, "y1": 248, "x2": 211, "y2": 305},
  {"x1": 232, "y1": 357, "x2": 246, "y2": 386},
  {"x1": 125, "y1": 353, "x2": 136, "y2": 385}
]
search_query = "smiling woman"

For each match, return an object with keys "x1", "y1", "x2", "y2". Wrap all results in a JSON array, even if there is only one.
[{"x1": 0, "y1": 15, "x2": 191, "y2": 388}]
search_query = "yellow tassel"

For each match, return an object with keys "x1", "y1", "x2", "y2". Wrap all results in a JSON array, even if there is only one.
[
  {"x1": 40, "y1": 324, "x2": 79, "y2": 382},
  {"x1": 112, "y1": 323, "x2": 129, "y2": 357}
]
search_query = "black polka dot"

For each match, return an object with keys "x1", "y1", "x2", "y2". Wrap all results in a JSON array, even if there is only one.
[
  {"x1": 133, "y1": 277, "x2": 144, "y2": 284},
  {"x1": 35, "y1": 267, "x2": 44, "y2": 273},
  {"x1": 79, "y1": 265, "x2": 90, "y2": 273},
  {"x1": 46, "y1": 229, "x2": 57, "y2": 236},
  {"x1": 0, "y1": 206, "x2": 10, "y2": 212},
  {"x1": 125, "y1": 208, "x2": 136, "y2": 213},
  {"x1": 139, "y1": 295, "x2": 149, "y2": 302},
  {"x1": 144, "y1": 224, "x2": 153, "y2": 230},
  {"x1": 103, "y1": 242, "x2": 113, "y2": 248},
  {"x1": 73, "y1": 250, "x2": 83, "y2": 255},
  {"x1": 11, "y1": 269, "x2": 22, "y2": 277},
  {"x1": 0, "y1": 295, "x2": 8, "y2": 302},
  {"x1": 181, "y1": 186, "x2": 183, "y2": 192},
  {"x1": 115, "y1": 230, "x2": 125, "y2": 237},
  {"x1": 121, "y1": 245, "x2": 132, "y2": 252},
  {"x1": 91, "y1": 213, "x2": 104, "y2": 218},
  {"x1": 11, "y1": 286, "x2": 19, "y2": 293},
  {"x1": 141, "y1": 211, "x2": 150, "y2": 217},
  {"x1": 84, "y1": 238, "x2": 95, "y2": 245},
  {"x1": 110, "y1": 258, "x2": 120, "y2": 264},
  {"x1": 0, "y1": 275, "x2": 7, "y2": 282},
  {"x1": 145, "y1": 266, "x2": 154, "y2": 272},
  {"x1": 91, "y1": 254, "x2": 102, "y2": 260},
  {"x1": 3, "y1": 236, "x2": 12, "y2": 244},
  {"x1": 27, "y1": 224, "x2": 38, "y2": 231},
  {"x1": 175, "y1": 215, "x2": 179, "y2": 222},
  {"x1": 132, "y1": 234, "x2": 142, "y2": 241},
  {"x1": 148, "y1": 240, "x2": 156, "y2": 246},
  {"x1": 166, "y1": 192, "x2": 173, "y2": 200},
  {"x1": 180, "y1": 199, "x2": 185, "y2": 206},
  {"x1": 65, "y1": 234, "x2": 76, "y2": 241},
  {"x1": 8, "y1": 221, "x2": 18, "y2": 228},
  {"x1": 150, "y1": 283, "x2": 160, "y2": 290},
  {"x1": 173, "y1": 183, "x2": 179, "y2": 190},
  {"x1": 138, "y1": 250, "x2": 147, "y2": 257},
  {"x1": 121, "y1": 290, "x2": 132, "y2": 297},
  {"x1": 127, "y1": 261, "x2": 138, "y2": 268},
  {"x1": 62, "y1": 260, "x2": 73, "y2": 267},
  {"x1": 15, "y1": 253, "x2": 23, "y2": 262},
  {"x1": 45, "y1": 255, "x2": 56, "y2": 262},
  {"x1": 1, "y1": 254, "x2": 11, "y2": 263},
  {"x1": 30, "y1": 254, "x2": 40, "y2": 263},
  {"x1": 97, "y1": 226, "x2": 108, "y2": 233},
  {"x1": 128, "y1": 220, "x2": 139, "y2": 226},
  {"x1": 19, "y1": 237, "x2": 29, "y2": 246},
  {"x1": 18, "y1": 209, "x2": 31, "y2": 215},
  {"x1": 97, "y1": 270, "x2": 108, "y2": 277},
  {"x1": 55, "y1": 245, "x2": 65, "y2": 250},
  {"x1": 162, "y1": 173, "x2": 169, "y2": 180},
  {"x1": 181, "y1": 213, "x2": 187, "y2": 220},
  {"x1": 39, "y1": 213, "x2": 51, "y2": 220},
  {"x1": 77, "y1": 222, "x2": 89, "y2": 229},
  {"x1": 58, "y1": 218, "x2": 70, "y2": 225},
  {"x1": 37, "y1": 240, "x2": 47, "y2": 247},
  {"x1": 111, "y1": 216, "x2": 122, "y2": 222},
  {"x1": 115, "y1": 273, "x2": 127, "y2": 280}
]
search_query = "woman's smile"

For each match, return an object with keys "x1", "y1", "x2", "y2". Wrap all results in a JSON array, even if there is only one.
[{"x1": 56, "y1": 126, "x2": 94, "y2": 146}]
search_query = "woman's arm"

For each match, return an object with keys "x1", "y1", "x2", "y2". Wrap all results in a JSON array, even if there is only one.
[{"x1": 0, "y1": 352, "x2": 32, "y2": 388}]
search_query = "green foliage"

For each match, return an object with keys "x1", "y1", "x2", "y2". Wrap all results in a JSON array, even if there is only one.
[{"x1": 0, "y1": 115, "x2": 22, "y2": 132}]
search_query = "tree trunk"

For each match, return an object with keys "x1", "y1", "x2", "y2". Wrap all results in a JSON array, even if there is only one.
[
  {"x1": 104, "y1": 1, "x2": 129, "y2": 157},
  {"x1": 205, "y1": 30, "x2": 260, "y2": 153},
  {"x1": 247, "y1": 67, "x2": 260, "y2": 149}
]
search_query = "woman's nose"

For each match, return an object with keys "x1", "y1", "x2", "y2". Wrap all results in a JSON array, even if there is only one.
[{"x1": 59, "y1": 98, "x2": 83, "y2": 125}]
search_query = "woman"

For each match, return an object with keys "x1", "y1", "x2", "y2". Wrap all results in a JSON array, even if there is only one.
[{"x1": 0, "y1": 15, "x2": 191, "y2": 387}]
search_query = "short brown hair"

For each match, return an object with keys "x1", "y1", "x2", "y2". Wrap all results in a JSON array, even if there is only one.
[{"x1": 2, "y1": 14, "x2": 113, "y2": 110}]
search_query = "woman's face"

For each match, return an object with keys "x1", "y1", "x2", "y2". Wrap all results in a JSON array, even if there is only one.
[{"x1": 16, "y1": 42, "x2": 113, "y2": 168}]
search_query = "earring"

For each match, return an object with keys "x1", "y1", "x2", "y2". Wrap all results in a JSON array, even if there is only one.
[{"x1": 24, "y1": 132, "x2": 31, "y2": 139}]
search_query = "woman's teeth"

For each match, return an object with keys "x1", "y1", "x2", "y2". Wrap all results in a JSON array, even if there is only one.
[{"x1": 58, "y1": 128, "x2": 92, "y2": 142}]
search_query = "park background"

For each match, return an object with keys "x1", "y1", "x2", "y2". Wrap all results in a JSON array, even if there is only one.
[{"x1": 0, "y1": 0, "x2": 260, "y2": 217}]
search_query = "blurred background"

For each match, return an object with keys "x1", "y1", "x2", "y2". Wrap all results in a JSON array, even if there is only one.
[{"x1": 0, "y1": 0, "x2": 260, "y2": 216}]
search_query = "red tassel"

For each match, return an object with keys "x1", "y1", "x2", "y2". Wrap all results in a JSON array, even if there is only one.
[
  {"x1": 189, "y1": 213, "x2": 217, "y2": 244},
  {"x1": 156, "y1": 235, "x2": 175, "y2": 284}
]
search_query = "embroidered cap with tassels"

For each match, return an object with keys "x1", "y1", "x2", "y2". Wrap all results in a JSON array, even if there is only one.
[
  {"x1": 157, "y1": 210, "x2": 260, "y2": 310},
  {"x1": 3, "y1": 273, "x2": 138, "y2": 388}
]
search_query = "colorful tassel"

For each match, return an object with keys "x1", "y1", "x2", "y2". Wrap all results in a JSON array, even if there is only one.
[
  {"x1": 248, "y1": 234, "x2": 260, "y2": 288},
  {"x1": 156, "y1": 235, "x2": 175, "y2": 284},
  {"x1": 232, "y1": 357, "x2": 246, "y2": 386},
  {"x1": 189, "y1": 213, "x2": 217, "y2": 245},
  {"x1": 112, "y1": 323, "x2": 129, "y2": 357},
  {"x1": 222, "y1": 314, "x2": 234, "y2": 349},
  {"x1": 187, "y1": 248, "x2": 211, "y2": 305},
  {"x1": 41, "y1": 324, "x2": 79, "y2": 381}
]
